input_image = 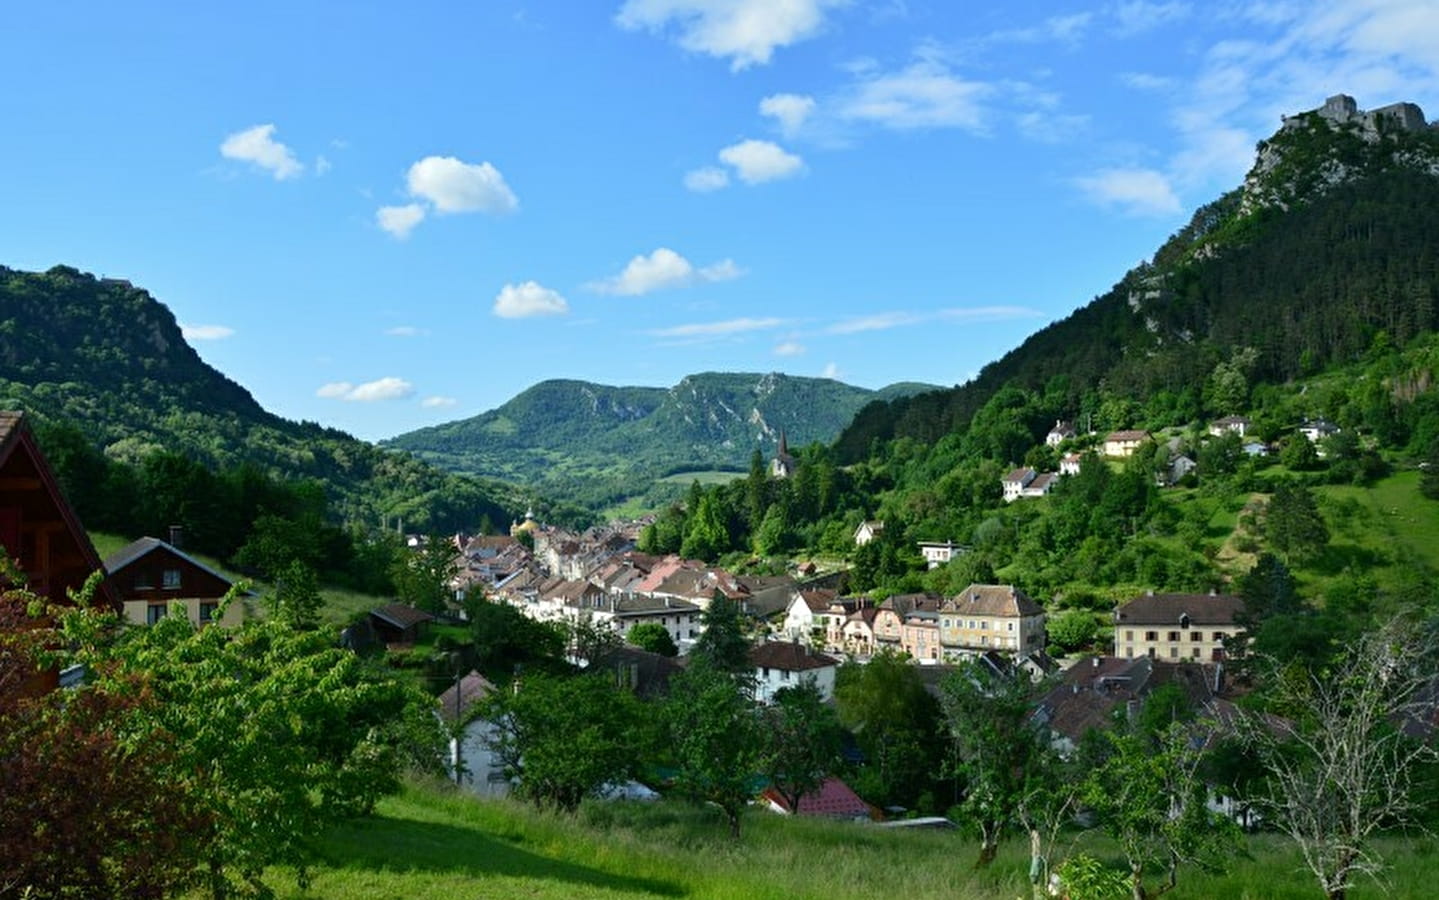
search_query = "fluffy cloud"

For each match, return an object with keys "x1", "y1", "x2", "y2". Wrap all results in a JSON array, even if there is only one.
[
  {"x1": 220, "y1": 124, "x2": 303, "y2": 180},
  {"x1": 649, "y1": 317, "x2": 786, "y2": 338},
  {"x1": 385, "y1": 325, "x2": 428, "y2": 337},
  {"x1": 760, "y1": 93, "x2": 816, "y2": 136},
  {"x1": 829, "y1": 306, "x2": 1042, "y2": 334},
  {"x1": 406, "y1": 156, "x2": 518, "y2": 215},
  {"x1": 376, "y1": 203, "x2": 426, "y2": 239},
  {"x1": 684, "y1": 166, "x2": 730, "y2": 192},
  {"x1": 422, "y1": 396, "x2": 458, "y2": 408},
  {"x1": 1109, "y1": 1, "x2": 1190, "y2": 37},
  {"x1": 590, "y1": 247, "x2": 743, "y2": 295},
  {"x1": 494, "y1": 281, "x2": 570, "y2": 318},
  {"x1": 615, "y1": 0, "x2": 845, "y2": 71},
  {"x1": 180, "y1": 323, "x2": 235, "y2": 341},
  {"x1": 717, "y1": 140, "x2": 805, "y2": 184},
  {"x1": 773, "y1": 340, "x2": 806, "y2": 356},
  {"x1": 316, "y1": 378, "x2": 416, "y2": 402},
  {"x1": 838, "y1": 60, "x2": 994, "y2": 131},
  {"x1": 1074, "y1": 168, "x2": 1182, "y2": 216}
]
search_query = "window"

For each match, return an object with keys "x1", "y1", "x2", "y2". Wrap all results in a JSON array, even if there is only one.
[
  {"x1": 1191, "y1": 648, "x2": 1201, "y2": 658},
  {"x1": 1191, "y1": 632, "x2": 1203, "y2": 642},
  {"x1": 1126, "y1": 647, "x2": 1134, "y2": 658},
  {"x1": 162, "y1": 569, "x2": 181, "y2": 590},
  {"x1": 1145, "y1": 631, "x2": 1158, "y2": 641},
  {"x1": 1212, "y1": 632, "x2": 1226, "y2": 642},
  {"x1": 134, "y1": 571, "x2": 154, "y2": 591},
  {"x1": 1167, "y1": 631, "x2": 1181, "y2": 642},
  {"x1": 1007, "y1": 622, "x2": 1014, "y2": 631},
  {"x1": 980, "y1": 621, "x2": 989, "y2": 630},
  {"x1": 1169, "y1": 647, "x2": 1179, "y2": 658},
  {"x1": 199, "y1": 602, "x2": 218, "y2": 623},
  {"x1": 781, "y1": 670, "x2": 791, "y2": 681},
  {"x1": 146, "y1": 604, "x2": 166, "y2": 625},
  {"x1": 1125, "y1": 630, "x2": 1134, "y2": 641}
]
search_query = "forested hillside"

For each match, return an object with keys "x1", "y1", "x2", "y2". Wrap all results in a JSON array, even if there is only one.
[
  {"x1": 387, "y1": 372, "x2": 939, "y2": 511},
  {"x1": 836, "y1": 107, "x2": 1439, "y2": 461}
]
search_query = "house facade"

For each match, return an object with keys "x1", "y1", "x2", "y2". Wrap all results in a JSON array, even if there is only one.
[
  {"x1": 1112, "y1": 592, "x2": 1245, "y2": 661},
  {"x1": 1103, "y1": 430, "x2": 1151, "y2": 458},
  {"x1": 938, "y1": 584, "x2": 1046, "y2": 659},
  {"x1": 1209, "y1": 416, "x2": 1251, "y2": 437},
  {"x1": 917, "y1": 541, "x2": 964, "y2": 568},
  {"x1": 853, "y1": 520, "x2": 884, "y2": 546},
  {"x1": 751, "y1": 640, "x2": 839, "y2": 703},
  {"x1": 105, "y1": 537, "x2": 246, "y2": 628}
]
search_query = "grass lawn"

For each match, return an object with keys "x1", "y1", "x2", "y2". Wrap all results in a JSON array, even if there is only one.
[
  {"x1": 232, "y1": 779, "x2": 1439, "y2": 900},
  {"x1": 657, "y1": 470, "x2": 747, "y2": 486}
]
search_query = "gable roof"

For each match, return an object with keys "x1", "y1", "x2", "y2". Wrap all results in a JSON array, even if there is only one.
[
  {"x1": 761, "y1": 776, "x2": 877, "y2": 819},
  {"x1": 1114, "y1": 592, "x2": 1244, "y2": 626},
  {"x1": 436, "y1": 670, "x2": 497, "y2": 724},
  {"x1": 944, "y1": 584, "x2": 1043, "y2": 617},
  {"x1": 103, "y1": 536, "x2": 242, "y2": 592},
  {"x1": 1105, "y1": 429, "x2": 1150, "y2": 442},
  {"x1": 370, "y1": 602, "x2": 436, "y2": 630},
  {"x1": 0, "y1": 411, "x2": 117, "y2": 611},
  {"x1": 751, "y1": 640, "x2": 838, "y2": 671}
]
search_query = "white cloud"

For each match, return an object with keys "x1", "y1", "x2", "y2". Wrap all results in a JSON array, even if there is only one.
[
  {"x1": 650, "y1": 317, "x2": 786, "y2": 338},
  {"x1": 983, "y1": 12, "x2": 1094, "y2": 46},
  {"x1": 385, "y1": 325, "x2": 428, "y2": 337},
  {"x1": 829, "y1": 306, "x2": 1042, "y2": 334},
  {"x1": 315, "y1": 155, "x2": 332, "y2": 175},
  {"x1": 837, "y1": 60, "x2": 994, "y2": 131},
  {"x1": 347, "y1": 377, "x2": 415, "y2": 402},
  {"x1": 822, "y1": 362, "x2": 841, "y2": 379},
  {"x1": 1109, "y1": 1, "x2": 1190, "y2": 37},
  {"x1": 774, "y1": 340, "x2": 806, "y2": 356},
  {"x1": 760, "y1": 93, "x2": 817, "y2": 137},
  {"x1": 317, "y1": 377, "x2": 415, "y2": 402},
  {"x1": 220, "y1": 124, "x2": 303, "y2": 180},
  {"x1": 406, "y1": 156, "x2": 518, "y2": 215},
  {"x1": 718, "y1": 139, "x2": 805, "y2": 184},
  {"x1": 1074, "y1": 168, "x2": 1182, "y2": 216},
  {"x1": 615, "y1": 0, "x2": 845, "y2": 71},
  {"x1": 828, "y1": 311, "x2": 924, "y2": 334},
  {"x1": 1120, "y1": 71, "x2": 1176, "y2": 90},
  {"x1": 180, "y1": 323, "x2": 235, "y2": 341},
  {"x1": 590, "y1": 247, "x2": 744, "y2": 295},
  {"x1": 377, "y1": 203, "x2": 426, "y2": 240},
  {"x1": 684, "y1": 166, "x2": 730, "y2": 192},
  {"x1": 494, "y1": 281, "x2": 570, "y2": 318},
  {"x1": 422, "y1": 396, "x2": 459, "y2": 408}
]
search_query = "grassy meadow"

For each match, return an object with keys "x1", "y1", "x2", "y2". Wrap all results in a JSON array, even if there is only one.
[{"x1": 232, "y1": 780, "x2": 1439, "y2": 900}]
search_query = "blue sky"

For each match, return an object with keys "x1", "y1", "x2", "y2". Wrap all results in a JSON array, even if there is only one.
[{"x1": 3, "y1": 1, "x2": 1437, "y2": 442}]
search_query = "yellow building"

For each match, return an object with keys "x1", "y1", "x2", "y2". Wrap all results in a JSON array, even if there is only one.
[{"x1": 1113, "y1": 592, "x2": 1245, "y2": 661}]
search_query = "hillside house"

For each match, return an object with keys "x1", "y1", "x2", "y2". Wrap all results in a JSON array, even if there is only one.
[
  {"x1": 751, "y1": 640, "x2": 839, "y2": 703},
  {"x1": 841, "y1": 607, "x2": 880, "y2": 657},
  {"x1": 1046, "y1": 420, "x2": 1077, "y2": 446},
  {"x1": 1113, "y1": 591, "x2": 1245, "y2": 661},
  {"x1": 437, "y1": 671, "x2": 507, "y2": 796},
  {"x1": 939, "y1": 584, "x2": 1046, "y2": 659},
  {"x1": 781, "y1": 588, "x2": 836, "y2": 643},
  {"x1": 1209, "y1": 416, "x2": 1251, "y2": 437},
  {"x1": 853, "y1": 520, "x2": 884, "y2": 546},
  {"x1": 1059, "y1": 453, "x2": 1083, "y2": 476},
  {"x1": 1298, "y1": 418, "x2": 1340, "y2": 443},
  {"x1": 1002, "y1": 467, "x2": 1036, "y2": 502},
  {"x1": 1103, "y1": 430, "x2": 1151, "y2": 458},
  {"x1": 105, "y1": 535, "x2": 246, "y2": 628},
  {"x1": 369, "y1": 603, "x2": 435, "y2": 645},
  {"x1": 917, "y1": 540, "x2": 965, "y2": 568}
]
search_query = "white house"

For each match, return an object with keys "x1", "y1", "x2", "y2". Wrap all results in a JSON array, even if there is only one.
[
  {"x1": 1059, "y1": 453, "x2": 1083, "y2": 476},
  {"x1": 1103, "y1": 430, "x2": 1151, "y2": 458},
  {"x1": 437, "y1": 671, "x2": 508, "y2": 797},
  {"x1": 1002, "y1": 467, "x2": 1036, "y2": 502},
  {"x1": 1299, "y1": 418, "x2": 1340, "y2": 443},
  {"x1": 751, "y1": 640, "x2": 839, "y2": 703},
  {"x1": 917, "y1": 540, "x2": 965, "y2": 569},
  {"x1": 781, "y1": 589, "x2": 834, "y2": 643},
  {"x1": 1209, "y1": 416, "x2": 1251, "y2": 437},
  {"x1": 1046, "y1": 420, "x2": 1077, "y2": 446},
  {"x1": 853, "y1": 520, "x2": 884, "y2": 546}
]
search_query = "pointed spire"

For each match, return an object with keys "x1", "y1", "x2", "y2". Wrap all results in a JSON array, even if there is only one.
[{"x1": 777, "y1": 429, "x2": 788, "y2": 457}]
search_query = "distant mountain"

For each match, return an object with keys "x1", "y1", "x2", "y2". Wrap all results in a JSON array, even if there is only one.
[
  {"x1": 835, "y1": 93, "x2": 1439, "y2": 460},
  {"x1": 384, "y1": 373, "x2": 941, "y2": 505},
  {"x1": 0, "y1": 265, "x2": 522, "y2": 530}
]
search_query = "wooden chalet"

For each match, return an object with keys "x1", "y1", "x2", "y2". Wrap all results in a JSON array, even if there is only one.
[
  {"x1": 0, "y1": 411, "x2": 118, "y2": 692},
  {"x1": 104, "y1": 536, "x2": 246, "y2": 628}
]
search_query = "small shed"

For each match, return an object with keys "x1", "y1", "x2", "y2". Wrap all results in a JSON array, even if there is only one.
[{"x1": 369, "y1": 602, "x2": 435, "y2": 645}]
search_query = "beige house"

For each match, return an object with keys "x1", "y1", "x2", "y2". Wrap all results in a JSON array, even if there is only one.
[
  {"x1": 105, "y1": 537, "x2": 246, "y2": 628},
  {"x1": 939, "y1": 584, "x2": 1046, "y2": 659},
  {"x1": 853, "y1": 520, "x2": 884, "y2": 546},
  {"x1": 1103, "y1": 430, "x2": 1151, "y2": 458},
  {"x1": 1112, "y1": 592, "x2": 1245, "y2": 661}
]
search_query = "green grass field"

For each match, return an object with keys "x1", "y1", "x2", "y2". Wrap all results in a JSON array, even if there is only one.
[{"x1": 231, "y1": 779, "x2": 1439, "y2": 900}]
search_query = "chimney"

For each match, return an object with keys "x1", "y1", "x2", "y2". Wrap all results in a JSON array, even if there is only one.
[{"x1": 168, "y1": 525, "x2": 183, "y2": 549}]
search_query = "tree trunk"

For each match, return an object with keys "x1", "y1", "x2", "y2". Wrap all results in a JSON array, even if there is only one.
[
  {"x1": 725, "y1": 804, "x2": 742, "y2": 840},
  {"x1": 1131, "y1": 864, "x2": 1148, "y2": 900},
  {"x1": 976, "y1": 840, "x2": 998, "y2": 868}
]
